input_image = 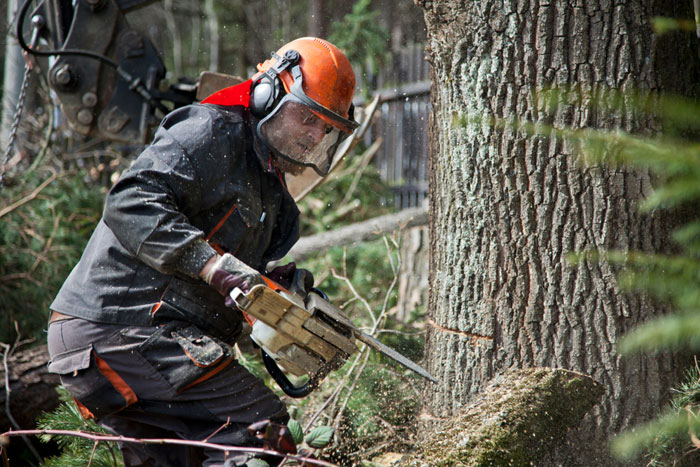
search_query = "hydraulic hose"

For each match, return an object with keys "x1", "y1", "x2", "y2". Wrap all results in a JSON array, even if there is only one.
[
  {"x1": 16, "y1": 0, "x2": 119, "y2": 68},
  {"x1": 16, "y1": 0, "x2": 169, "y2": 115}
]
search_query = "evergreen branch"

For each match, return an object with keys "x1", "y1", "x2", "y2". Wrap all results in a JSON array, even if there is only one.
[
  {"x1": 0, "y1": 430, "x2": 337, "y2": 466},
  {"x1": 618, "y1": 312, "x2": 700, "y2": 353},
  {"x1": 611, "y1": 409, "x2": 695, "y2": 460}
]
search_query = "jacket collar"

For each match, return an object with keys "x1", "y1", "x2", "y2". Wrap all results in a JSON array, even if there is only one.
[{"x1": 201, "y1": 79, "x2": 280, "y2": 176}]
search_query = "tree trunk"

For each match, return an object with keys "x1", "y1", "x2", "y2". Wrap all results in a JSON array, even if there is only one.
[{"x1": 417, "y1": 1, "x2": 698, "y2": 464}]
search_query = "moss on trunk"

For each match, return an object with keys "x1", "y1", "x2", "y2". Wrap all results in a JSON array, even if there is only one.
[{"x1": 403, "y1": 368, "x2": 603, "y2": 466}]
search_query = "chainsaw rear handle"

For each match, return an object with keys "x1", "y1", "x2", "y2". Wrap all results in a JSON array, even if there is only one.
[{"x1": 261, "y1": 349, "x2": 317, "y2": 398}]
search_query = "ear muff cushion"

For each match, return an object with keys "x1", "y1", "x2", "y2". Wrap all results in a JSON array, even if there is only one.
[{"x1": 251, "y1": 78, "x2": 278, "y2": 118}]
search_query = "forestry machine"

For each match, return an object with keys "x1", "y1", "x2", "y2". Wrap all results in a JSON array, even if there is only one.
[{"x1": 14, "y1": 0, "x2": 222, "y2": 144}]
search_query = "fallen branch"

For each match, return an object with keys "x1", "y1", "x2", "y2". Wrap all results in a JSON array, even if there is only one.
[
  {"x1": 1, "y1": 323, "x2": 41, "y2": 463},
  {"x1": 0, "y1": 429, "x2": 337, "y2": 466},
  {"x1": 286, "y1": 206, "x2": 428, "y2": 262},
  {"x1": 0, "y1": 344, "x2": 59, "y2": 431},
  {"x1": 0, "y1": 170, "x2": 63, "y2": 218}
]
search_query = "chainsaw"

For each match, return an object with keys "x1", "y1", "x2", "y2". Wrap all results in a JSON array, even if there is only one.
[{"x1": 229, "y1": 275, "x2": 437, "y2": 398}]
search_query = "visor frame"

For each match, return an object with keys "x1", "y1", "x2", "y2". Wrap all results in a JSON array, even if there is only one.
[
  {"x1": 257, "y1": 94, "x2": 351, "y2": 176},
  {"x1": 287, "y1": 64, "x2": 359, "y2": 134}
]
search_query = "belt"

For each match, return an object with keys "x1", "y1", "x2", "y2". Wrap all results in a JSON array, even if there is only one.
[{"x1": 49, "y1": 310, "x2": 73, "y2": 323}]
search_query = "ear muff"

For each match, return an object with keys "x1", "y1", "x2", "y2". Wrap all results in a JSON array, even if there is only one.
[
  {"x1": 250, "y1": 50, "x2": 301, "y2": 119},
  {"x1": 250, "y1": 75, "x2": 282, "y2": 119}
]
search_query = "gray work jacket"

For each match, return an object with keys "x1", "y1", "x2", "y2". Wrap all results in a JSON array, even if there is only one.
[{"x1": 50, "y1": 104, "x2": 300, "y2": 343}]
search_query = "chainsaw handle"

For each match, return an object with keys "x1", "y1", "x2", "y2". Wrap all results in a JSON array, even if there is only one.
[
  {"x1": 261, "y1": 350, "x2": 317, "y2": 398},
  {"x1": 309, "y1": 287, "x2": 328, "y2": 300}
]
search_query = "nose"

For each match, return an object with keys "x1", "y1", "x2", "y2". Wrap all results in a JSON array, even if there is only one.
[{"x1": 306, "y1": 120, "x2": 329, "y2": 144}]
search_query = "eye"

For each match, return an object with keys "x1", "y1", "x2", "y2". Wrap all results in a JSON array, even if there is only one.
[{"x1": 325, "y1": 125, "x2": 333, "y2": 134}]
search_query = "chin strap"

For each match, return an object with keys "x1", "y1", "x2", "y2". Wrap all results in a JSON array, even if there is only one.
[{"x1": 201, "y1": 79, "x2": 253, "y2": 107}]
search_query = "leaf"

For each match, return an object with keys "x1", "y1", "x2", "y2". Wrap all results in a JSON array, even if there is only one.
[
  {"x1": 245, "y1": 459, "x2": 270, "y2": 467},
  {"x1": 287, "y1": 418, "x2": 303, "y2": 445},
  {"x1": 304, "y1": 426, "x2": 334, "y2": 448}
]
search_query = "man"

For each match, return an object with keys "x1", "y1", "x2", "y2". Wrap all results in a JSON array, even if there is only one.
[{"x1": 47, "y1": 37, "x2": 357, "y2": 466}]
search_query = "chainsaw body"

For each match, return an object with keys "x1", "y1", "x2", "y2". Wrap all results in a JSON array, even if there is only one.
[{"x1": 230, "y1": 283, "x2": 358, "y2": 396}]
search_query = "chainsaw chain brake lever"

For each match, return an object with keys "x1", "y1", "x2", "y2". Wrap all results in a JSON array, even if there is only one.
[{"x1": 261, "y1": 349, "x2": 317, "y2": 398}]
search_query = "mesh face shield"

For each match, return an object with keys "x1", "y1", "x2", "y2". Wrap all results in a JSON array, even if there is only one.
[
  {"x1": 257, "y1": 63, "x2": 359, "y2": 176},
  {"x1": 258, "y1": 97, "x2": 349, "y2": 176}
]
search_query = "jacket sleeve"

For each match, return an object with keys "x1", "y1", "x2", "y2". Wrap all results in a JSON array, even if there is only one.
[{"x1": 103, "y1": 106, "x2": 218, "y2": 278}]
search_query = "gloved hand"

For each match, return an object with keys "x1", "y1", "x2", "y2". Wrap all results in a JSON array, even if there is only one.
[
  {"x1": 267, "y1": 262, "x2": 314, "y2": 296},
  {"x1": 202, "y1": 253, "x2": 264, "y2": 307}
]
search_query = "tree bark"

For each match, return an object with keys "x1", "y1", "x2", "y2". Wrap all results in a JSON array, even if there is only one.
[
  {"x1": 417, "y1": 1, "x2": 698, "y2": 464},
  {"x1": 0, "y1": 345, "x2": 58, "y2": 432}
]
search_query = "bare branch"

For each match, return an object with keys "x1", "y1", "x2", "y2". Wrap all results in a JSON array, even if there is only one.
[
  {"x1": 0, "y1": 170, "x2": 67, "y2": 218},
  {"x1": 2, "y1": 324, "x2": 42, "y2": 463},
  {"x1": 0, "y1": 430, "x2": 338, "y2": 466}
]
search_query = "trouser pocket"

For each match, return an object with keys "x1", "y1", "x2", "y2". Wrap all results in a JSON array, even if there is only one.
[
  {"x1": 129, "y1": 322, "x2": 235, "y2": 393},
  {"x1": 47, "y1": 344, "x2": 137, "y2": 420}
]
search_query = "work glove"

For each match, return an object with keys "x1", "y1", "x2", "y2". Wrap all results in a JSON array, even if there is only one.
[
  {"x1": 203, "y1": 253, "x2": 264, "y2": 307},
  {"x1": 267, "y1": 262, "x2": 314, "y2": 296}
]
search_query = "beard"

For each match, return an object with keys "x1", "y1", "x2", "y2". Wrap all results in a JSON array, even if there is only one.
[{"x1": 273, "y1": 154, "x2": 308, "y2": 176}]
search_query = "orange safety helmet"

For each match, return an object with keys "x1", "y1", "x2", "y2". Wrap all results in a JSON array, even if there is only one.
[
  {"x1": 251, "y1": 37, "x2": 359, "y2": 176},
  {"x1": 253, "y1": 37, "x2": 356, "y2": 133}
]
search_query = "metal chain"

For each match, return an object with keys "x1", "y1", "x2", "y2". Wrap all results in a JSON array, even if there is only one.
[{"x1": 0, "y1": 61, "x2": 32, "y2": 193}]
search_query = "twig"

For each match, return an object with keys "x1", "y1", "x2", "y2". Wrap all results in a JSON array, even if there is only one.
[
  {"x1": 0, "y1": 170, "x2": 63, "y2": 218},
  {"x1": 2, "y1": 324, "x2": 42, "y2": 464},
  {"x1": 27, "y1": 213, "x2": 61, "y2": 276},
  {"x1": 304, "y1": 348, "x2": 368, "y2": 433},
  {"x1": 332, "y1": 349, "x2": 372, "y2": 429},
  {"x1": 331, "y1": 266, "x2": 374, "y2": 327},
  {"x1": 87, "y1": 440, "x2": 98, "y2": 466},
  {"x1": 203, "y1": 417, "x2": 231, "y2": 442},
  {"x1": 24, "y1": 102, "x2": 55, "y2": 177},
  {"x1": 339, "y1": 138, "x2": 383, "y2": 208},
  {"x1": 1, "y1": 430, "x2": 338, "y2": 467}
]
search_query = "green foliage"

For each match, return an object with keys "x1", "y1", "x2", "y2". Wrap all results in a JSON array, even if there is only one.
[
  {"x1": 340, "y1": 364, "x2": 419, "y2": 441},
  {"x1": 37, "y1": 387, "x2": 123, "y2": 467},
  {"x1": 612, "y1": 366, "x2": 700, "y2": 466},
  {"x1": 304, "y1": 426, "x2": 335, "y2": 449},
  {"x1": 328, "y1": 0, "x2": 390, "y2": 71},
  {"x1": 287, "y1": 418, "x2": 304, "y2": 445},
  {"x1": 0, "y1": 170, "x2": 103, "y2": 342}
]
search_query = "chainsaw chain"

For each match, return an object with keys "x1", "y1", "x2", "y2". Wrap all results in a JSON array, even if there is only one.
[{"x1": 0, "y1": 61, "x2": 32, "y2": 194}]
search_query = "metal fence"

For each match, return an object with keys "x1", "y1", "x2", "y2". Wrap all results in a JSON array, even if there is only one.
[{"x1": 359, "y1": 43, "x2": 431, "y2": 209}]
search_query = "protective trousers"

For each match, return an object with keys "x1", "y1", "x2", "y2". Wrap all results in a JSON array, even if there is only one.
[{"x1": 47, "y1": 317, "x2": 288, "y2": 466}]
